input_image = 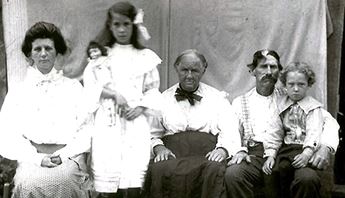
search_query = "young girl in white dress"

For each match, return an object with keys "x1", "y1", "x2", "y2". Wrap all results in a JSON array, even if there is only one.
[{"x1": 83, "y1": 2, "x2": 162, "y2": 198}]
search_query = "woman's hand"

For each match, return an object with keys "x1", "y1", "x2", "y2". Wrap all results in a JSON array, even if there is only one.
[
  {"x1": 41, "y1": 155, "x2": 58, "y2": 168},
  {"x1": 206, "y1": 148, "x2": 227, "y2": 162},
  {"x1": 124, "y1": 106, "x2": 146, "y2": 121},
  {"x1": 262, "y1": 156, "x2": 275, "y2": 175},
  {"x1": 153, "y1": 145, "x2": 176, "y2": 163},
  {"x1": 51, "y1": 156, "x2": 62, "y2": 165}
]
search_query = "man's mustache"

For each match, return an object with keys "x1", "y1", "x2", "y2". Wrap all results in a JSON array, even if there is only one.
[{"x1": 261, "y1": 74, "x2": 277, "y2": 81}]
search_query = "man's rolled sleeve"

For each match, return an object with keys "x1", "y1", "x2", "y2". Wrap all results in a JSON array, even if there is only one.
[{"x1": 264, "y1": 117, "x2": 284, "y2": 158}]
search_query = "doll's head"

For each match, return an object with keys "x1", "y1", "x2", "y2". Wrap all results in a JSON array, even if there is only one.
[{"x1": 87, "y1": 41, "x2": 107, "y2": 60}]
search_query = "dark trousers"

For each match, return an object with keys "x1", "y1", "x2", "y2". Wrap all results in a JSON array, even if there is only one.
[
  {"x1": 225, "y1": 143, "x2": 321, "y2": 198},
  {"x1": 268, "y1": 144, "x2": 321, "y2": 198},
  {"x1": 225, "y1": 143, "x2": 267, "y2": 198}
]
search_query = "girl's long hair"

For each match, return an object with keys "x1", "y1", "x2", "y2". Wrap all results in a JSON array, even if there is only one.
[{"x1": 94, "y1": 1, "x2": 145, "y2": 50}]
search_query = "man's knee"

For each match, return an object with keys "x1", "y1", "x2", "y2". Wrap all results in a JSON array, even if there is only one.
[
  {"x1": 294, "y1": 168, "x2": 320, "y2": 186},
  {"x1": 225, "y1": 164, "x2": 247, "y2": 183},
  {"x1": 278, "y1": 159, "x2": 291, "y2": 172}
]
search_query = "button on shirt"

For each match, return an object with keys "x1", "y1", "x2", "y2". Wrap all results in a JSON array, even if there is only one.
[{"x1": 151, "y1": 82, "x2": 242, "y2": 157}]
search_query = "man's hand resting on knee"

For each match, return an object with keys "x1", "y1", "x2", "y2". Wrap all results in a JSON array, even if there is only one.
[
  {"x1": 228, "y1": 151, "x2": 251, "y2": 166},
  {"x1": 309, "y1": 145, "x2": 331, "y2": 170}
]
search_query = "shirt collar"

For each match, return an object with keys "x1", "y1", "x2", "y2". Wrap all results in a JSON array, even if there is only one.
[
  {"x1": 192, "y1": 82, "x2": 205, "y2": 96},
  {"x1": 27, "y1": 66, "x2": 63, "y2": 84},
  {"x1": 279, "y1": 96, "x2": 322, "y2": 114},
  {"x1": 248, "y1": 87, "x2": 278, "y2": 100}
]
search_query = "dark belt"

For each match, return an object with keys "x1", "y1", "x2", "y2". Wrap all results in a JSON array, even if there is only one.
[
  {"x1": 247, "y1": 142, "x2": 264, "y2": 157},
  {"x1": 30, "y1": 141, "x2": 66, "y2": 154}
]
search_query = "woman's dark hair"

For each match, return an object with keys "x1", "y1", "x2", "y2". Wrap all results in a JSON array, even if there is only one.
[
  {"x1": 174, "y1": 49, "x2": 208, "y2": 69},
  {"x1": 86, "y1": 41, "x2": 108, "y2": 57},
  {"x1": 98, "y1": 1, "x2": 145, "y2": 49},
  {"x1": 247, "y1": 49, "x2": 282, "y2": 71},
  {"x1": 279, "y1": 62, "x2": 316, "y2": 87},
  {"x1": 21, "y1": 21, "x2": 67, "y2": 57}
]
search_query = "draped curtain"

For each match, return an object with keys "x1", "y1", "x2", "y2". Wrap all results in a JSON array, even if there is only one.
[{"x1": 3, "y1": 0, "x2": 331, "y2": 106}]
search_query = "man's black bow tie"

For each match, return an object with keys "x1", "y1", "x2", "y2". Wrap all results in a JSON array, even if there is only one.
[{"x1": 175, "y1": 87, "x2": 202, "y2": 105}]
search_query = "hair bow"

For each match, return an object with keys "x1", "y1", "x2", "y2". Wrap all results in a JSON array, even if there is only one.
[{"x1": 133, "y1": 8, "x2": 151, "y2": 41}]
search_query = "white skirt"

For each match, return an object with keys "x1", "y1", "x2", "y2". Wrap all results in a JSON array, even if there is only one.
[{"x1": 91, "y1": 110, "x2": 151, "y2": 193}]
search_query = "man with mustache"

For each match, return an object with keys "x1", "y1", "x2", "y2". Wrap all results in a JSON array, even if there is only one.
[{"x1": 224, "y1": 49, "x2": 339, "y2": 198}]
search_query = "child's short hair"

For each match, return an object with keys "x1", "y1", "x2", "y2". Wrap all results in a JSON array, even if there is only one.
[
  {"x1": 279, "y1": 62, "x2": 316, "y2": 87},
  {"x1": 86, "y1": 41, "x2": 108, "y2": 57}
]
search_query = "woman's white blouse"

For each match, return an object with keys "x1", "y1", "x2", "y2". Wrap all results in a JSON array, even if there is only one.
[
  {"x1": 151, "y1": 82, "x2": 242, "y2": 157},
  {"x1": 0, "y1": 67, "x2": 91, "y2": 163}
]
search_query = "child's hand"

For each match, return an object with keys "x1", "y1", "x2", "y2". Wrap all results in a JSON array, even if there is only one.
[
  {"x1": 125, "y1": 106, "x2": 146, "y2": 120},
  {"x1": 102, "y1": 87, "x2": 128, "y2": 106},
  {"x1": 114, "y1": 93, "x2": 128, "y2": 106},
  {"x1": 262, "y1": 156, "x2": 275, "y2": 175}
]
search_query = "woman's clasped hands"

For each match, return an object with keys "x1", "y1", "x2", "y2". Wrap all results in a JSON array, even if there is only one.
[{"x1": 41, "y1": 155, "x2": 62, "y2": 168}]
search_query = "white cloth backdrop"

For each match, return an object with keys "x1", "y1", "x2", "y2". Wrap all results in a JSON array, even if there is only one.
[
  {"x1": 3, "y1": 0, "x2": 328, "y2": 105},
  {"x1": 168, "y1": 0, "x2": 328, "y2": 104}
]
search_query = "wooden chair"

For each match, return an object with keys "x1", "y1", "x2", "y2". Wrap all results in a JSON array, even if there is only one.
[
  {"x1": 2, "y1": 183, "x2": 10, "y2": 198},
  {"x1": 0, "y1": 156, "x2": 16, "y2": 198}
]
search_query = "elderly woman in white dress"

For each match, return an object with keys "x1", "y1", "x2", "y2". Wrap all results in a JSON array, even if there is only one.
[
  {"x1": 0, "y1": 21, "x2": 91, "y2": 197},
  {"x1": 146, "y1": 49, "x2": 241, "y2": 198}
]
